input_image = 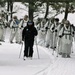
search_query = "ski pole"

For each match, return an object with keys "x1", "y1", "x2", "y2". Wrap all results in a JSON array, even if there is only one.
[
  {"x1": 56, "y1": 39, "x2": 59, "y2": 57},
  {"x1": 35, "y1": 37, "x2": 40, "y2": 59},
  {"x1": 52, "y1": 32, "x2": 55, "y2": 55},
  {"x1": 19, "y1": 42, "x2": 23, "y2": 58},
  {"x1": 71, "y1": 42, "x2": 74, "y2": 53}
]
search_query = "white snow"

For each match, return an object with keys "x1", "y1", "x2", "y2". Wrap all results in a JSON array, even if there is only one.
[
  {"x1": 0, "y1": 2, "x2": 75, "y2": 75},
  {"x1": 0, "y1": 28, "x2": 52, "y2": 75},
  {"x1": 0, "y1": 42, "x2": 51, "y2": 75},
  {"x1": 1, "y1": 28, "x2": 75, "y2": 75}
]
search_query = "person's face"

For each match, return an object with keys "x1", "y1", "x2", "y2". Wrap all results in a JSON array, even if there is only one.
[
  {"x1": 64, "y1": 22, "x2": 69, "y2": 27},
  {"x1": 24, "y1": 17, "x2": 28, "y2": 21}
]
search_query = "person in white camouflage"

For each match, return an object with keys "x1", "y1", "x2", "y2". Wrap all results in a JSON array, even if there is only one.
[
  {"x1": 9, "y1": 16, "x2": 20, "y2": 43},
  {"x1": 59, "y1": 20, "x2": 74, "y2": 58}
]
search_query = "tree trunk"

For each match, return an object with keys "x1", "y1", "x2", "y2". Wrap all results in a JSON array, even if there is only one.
[
  {"x1": 6, "y1": 2, "x2": 10, "y2": 21},
  {"x1": 64, "y1": 2, "x2": 69, "y2": 20},
  {"x1": 28, "y1": 2, "x2": 34, "y2": 21},
  {"x1": 44, "y1": 2, "x2": 49, "y2": 19},
  {"x1": 10, "y1": 1, "x2": 13, "y2": 20}
]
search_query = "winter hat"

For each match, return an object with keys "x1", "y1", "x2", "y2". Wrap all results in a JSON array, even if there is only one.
[
  {"x1": 13, "y1": 16, "x2": 17, "y2": 19},
  {"x1": 28, "y1": 21, "x2": 33, "y2": 25}
]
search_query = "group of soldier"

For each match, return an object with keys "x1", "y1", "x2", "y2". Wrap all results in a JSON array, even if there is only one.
[
  {"x1": 0, "y1": 13, "x2": 75, "y2": 58},
  {"x1": 37, "y1": 17, "x2": 75, "y2": 58},
  {"x1": 0, "y1": 15, "x2": 29, "y2": 44}
]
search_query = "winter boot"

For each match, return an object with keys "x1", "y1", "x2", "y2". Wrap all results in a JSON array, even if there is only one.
[
  {"x1": 23, "y1": 56, "x2": 27, "y2": 60},
  {"x1": 46, "y1": 45, "x2": 50, "y2": 48},
  {"x1": 62, "y1": 53, "x2": 66, "y2": 58},
  {"x1": 0, "y1": 43, "x2": 2, "y2": 45},
  {"x1": 59, "y1": 52, "x2": 62, "y2": 55},
  {"x1": 10, "y1": 41, "x2": 13, "y2": 43},
  {"x1": 67, "y1": 55, "x2": 70, "y2": 58}
]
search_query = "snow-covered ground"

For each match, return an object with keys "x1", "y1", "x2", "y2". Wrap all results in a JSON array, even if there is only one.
[
  {"x1": 1, "y1": 28, "x2": 75, "y2": 75},
  {"x1": 35, "y1": 42, "x2": 75, "y2": 75},
  {"x1": 0, "y1": 2, "x2": 75, "y2": 75},
  {"x1": 0, "y1": 42, "x2": 52, "y2": 75},
  {"x1": 0, "y1": 28, "x2": 53, "y2": 75}
]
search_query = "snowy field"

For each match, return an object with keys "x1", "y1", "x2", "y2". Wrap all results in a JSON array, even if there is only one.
[
  {"x1": 0, "y1": 2, "x2": 75, "y2": 75},
  {"x1": 0, "y1": 28, "x2": 75, "y2": 75},
  {"x1": 0, "y1": 42, "x2": 52, "y2": 75},
  {"x1": 0, "y1": 28, "x2": 53, "y2": 75}
]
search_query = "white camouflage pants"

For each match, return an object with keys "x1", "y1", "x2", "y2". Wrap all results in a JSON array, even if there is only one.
[
  {"x1": 0, "y1": 27, "x2": 6, "y2": 41},
  {"x1": 10, "y1": 28, "x2": 19, "y2": 43}
]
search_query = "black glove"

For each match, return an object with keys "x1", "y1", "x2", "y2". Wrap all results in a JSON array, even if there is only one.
[
  {"x1": 22, "y1": 38, "x2": 24, "y2": 41},
  {"x1": 45, "y1": 27, "x2": 48, "y2": 30},
  {"x1": 72, "y1": 32, "x2": 74, "y2": 34},
  {"x1": 55, "y1": 30, "x2": 57, "y2": 32},
  {"x1": 12, "y1": 26, "x2": 14, "y2": 28},
  {"x1": 59, "y1": 35, "x2": 62, "y2": 38},
  {"x1": 21, "y1": 26, "x2": 23, "y2": 28},
  {"x1": 5, "y1": 26, "x2": 7, "y2": 28},
  {"x1": 52, "y1": 27, "x2": 54, "y2": 30}
]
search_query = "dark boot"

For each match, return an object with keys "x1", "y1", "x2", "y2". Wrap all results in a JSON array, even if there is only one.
[
  {"x1": 0, "y1": 43, "x2": 2, "y2": 45},
  {"x1": 10, "y1": 41, "x2": 13, "y2": 43},
  {"x1": 59, "y1": 52, "x2": 62, "y2": 55},
  {"x1": 67, "y1": 55, "x2": 70, "y2": 58},
  {"x1": 46, "y1": 45, "x2": 50, "y2": 48},
  {"x1": 62, "y1": 53, "x2": 66, "y2": 58}
]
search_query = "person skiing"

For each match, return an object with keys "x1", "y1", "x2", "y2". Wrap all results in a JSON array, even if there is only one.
[
  {"x1": 18, "y1": 15, "x2": 29, "y2": 44},
  {"x1": 19, "y1": 15, "x2": 29, "y2": 28},
  {"x1": 45, "y1": 18, "x2": 55, "y2": 48},
  {"x1": 56, "y1": 19, "x2": 66, "y2": 55},
  {"x1": 59, "y1": 20, "x2": 74, "y2": 58},
  {"x1": 0, "y1": 15, "x2": 7, "y2": 42},
  {"x1": 37, "y1": 18, "x2": 47, "y2": 45},
  {"x1": 50, "y1": 18, "x2": 59, "y2": 49},
  {"x1": 22, "y1": 20, "x2": 38, "y2": 60},
  {"x1": 9, "y1": 16, "x2": 20, "y2": 43}
]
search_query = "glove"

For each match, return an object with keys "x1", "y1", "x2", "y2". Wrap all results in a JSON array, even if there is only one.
[
  {"x1": 12, "y1": 26, "x2": 14, "y2": 28},
  {"x1": 22, "y1": 38, "x2": 24, "y2": 41},
  {"x1": 21, "y1": 26, "x2": 23, "y2": 28},
  {"x1": 52, "y1": 27, "x2": 54, "y2": 30},
  {"x1": 45, "y1": 27, "x2": 48, "y2": 30},
  {"x1": 72, "y1": 32, "x2": 74, "y2": 34},
  {"x1": 59, "y1": 35, "x2": 62, "y2": 38},
  {"x1": 5, "y1": 26, "x2": 7, "y2": 28},
  {"x1": 55, "y1": 30, "x2": 57, "y2": 32}
]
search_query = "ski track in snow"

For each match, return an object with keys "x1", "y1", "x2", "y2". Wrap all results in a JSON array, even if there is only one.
[
  {"x1": 36, "y1": 42, "x2": 75, "y2": 75},
  {"x1": 0, "y1": 28, "x2": 53, "y2": 75},
  {"x1": 1, "y1": 2, "x2": 75, "y2": 74},
  {"x1": 1, "y1": 29, "x2": 75, "y2": 75}
]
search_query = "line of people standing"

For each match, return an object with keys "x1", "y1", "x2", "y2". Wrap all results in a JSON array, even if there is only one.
[
  {"x1": 0, "y1": 14, "x2": 75, "y2": 59},
  {"x1": 9, "y1": 15, "x2": 29, "y2": 44},
  {"x1": 0, "y1": 15, "x2": 38, "y2": 60},
  {"x1": 37, "y1": 18, "x2": 75, "y2": 58},
  {"x1": 0, "y1": 15, "x2": 29, "y2": 44}
]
